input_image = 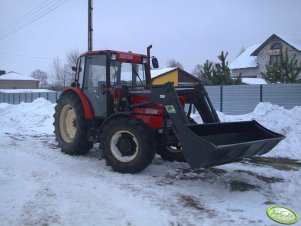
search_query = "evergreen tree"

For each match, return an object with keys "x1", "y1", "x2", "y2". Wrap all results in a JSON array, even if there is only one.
[
  {"x1": 193, "y1": 51, "x2": 241, "y2": 85},
  {"x1": 200, "y1": 60, "x2": 214, "y2": 85},
  {"x1": 211, "y1": 51, "x2": 233, "y2": 85},
  {"x1": 262, "y1": 48, "x2": 301, "y2": 83}
]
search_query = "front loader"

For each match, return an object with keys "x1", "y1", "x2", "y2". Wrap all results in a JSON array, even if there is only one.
[{"x1": 53, "y1": 46, "x2": 284, "y2": 173}]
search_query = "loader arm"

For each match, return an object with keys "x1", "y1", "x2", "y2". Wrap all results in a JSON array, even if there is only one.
[
  {"x1": 129, "y1": 82, "x2": 285, "y2": 169},
  {"x1": 176, "y1": 84, "x2": 220, "y2": 123}
]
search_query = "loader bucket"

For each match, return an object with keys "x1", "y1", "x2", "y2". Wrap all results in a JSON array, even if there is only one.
[{"x1": 175, "y1": 120, "x2": 285, "y2": 169}]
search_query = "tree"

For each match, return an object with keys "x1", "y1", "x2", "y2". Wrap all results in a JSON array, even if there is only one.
[
  {"x1": 193, "y1": 51, "x2": 241, "y2": 85},
  {"x1": 261, "y1": 48, "x2": 301, "y2": 83},
  {"x1": 192, "y1": 60, "x2": 213, "y2": 85},
  {"x1": 211, "y1": 51, "x2": 232, "y2": 85},
  {"x1": 49, "y1": 49, "x2": 80, "y2": 90},
  {"x1": 65, "y1": 49, "x2": 80, "y2": 86},
  {"x1": 166, "y1": 59, "x2": 184, "y2": 69},
  {"x1": 31, "y1": 69, "x2": 48, "y2": 88},
  {"x1": 66, "y1": 49, "x2": 79, "y2": 68},
  {"x1": 49, "y1": 57, "x2": 69, "y2": 91}
]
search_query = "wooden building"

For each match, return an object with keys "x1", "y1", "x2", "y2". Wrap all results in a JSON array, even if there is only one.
[{"x1": 151, "y1": 67, "x2": 201, "y2": 86}]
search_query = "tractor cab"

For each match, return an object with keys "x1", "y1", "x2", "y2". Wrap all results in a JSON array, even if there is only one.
[{"x1": 73, "y1": 50, "x2": 154, "y2": 117}]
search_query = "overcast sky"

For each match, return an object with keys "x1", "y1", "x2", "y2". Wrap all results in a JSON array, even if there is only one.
[{"x1": 0, "y1": 0, "x2": 300, "y2": 76}]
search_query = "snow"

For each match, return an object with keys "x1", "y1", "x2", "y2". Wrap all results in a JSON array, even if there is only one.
[
  {"x1": 241, "y1": 78, "x2": 267, "y2": 85},
  {"x1": 0, "y1": 99, "x2": 300, "y2": 226},
  {"x1": 0, "y1": 89, "x2": 55, "y2": 93},
  {"x1": 229, "y1": 44, "x2": 259, "y2": 69},
  {"x1": 0, "y1": 71, "x2": 38, "y2": 81},
  {"x1": 151, "y1": 67, "x2": 176, "y2": 78}
]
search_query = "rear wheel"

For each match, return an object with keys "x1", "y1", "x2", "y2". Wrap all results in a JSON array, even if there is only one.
[
  {"x1": 100, "y1": 117, "x2": 156, "y2": 173},
  {"x1": 53, "y1": 91, "x2": 93, "y2": 155},
  {"x1": 158, "y1": 144, "x2": 186, "y2": 162}
]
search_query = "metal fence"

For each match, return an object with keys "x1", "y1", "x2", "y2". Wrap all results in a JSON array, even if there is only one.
[
  {"x1": 205, "y1": 84, "x2": 301, "y2": 114},
  {"x1": 0, "y1": 84, "x2": 300, "y2": 115},
  {"x1": 0, "y1": 92, "x2": 61, "y2": 105}
]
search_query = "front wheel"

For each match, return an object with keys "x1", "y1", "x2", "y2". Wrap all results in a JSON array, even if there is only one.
[{"x1": 100, "y1": 117, "x2": 156, "y2": 173}]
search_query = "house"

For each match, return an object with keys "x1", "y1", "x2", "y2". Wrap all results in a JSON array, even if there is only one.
[
  {"x1": 230, "y1": 34, "x2": 301, "y2": 79},
  {"x1": 0, "y1": 71, "x2": 39, "y2": 89},
  {"x1": 151, "y1": 67, "x2": 201, "y2": 86}
]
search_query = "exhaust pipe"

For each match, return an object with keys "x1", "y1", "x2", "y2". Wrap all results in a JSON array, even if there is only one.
[{"x1": 146, "y1": 45, "x2": 153, "y2": 85}]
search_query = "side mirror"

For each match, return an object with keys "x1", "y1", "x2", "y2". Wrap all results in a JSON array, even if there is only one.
[
  {"x1": 152, "y1": 57, "x2": 159, "y2": 69},
  {"x1": 71, "y1": 66, "x2": 77, "y2": 72}
]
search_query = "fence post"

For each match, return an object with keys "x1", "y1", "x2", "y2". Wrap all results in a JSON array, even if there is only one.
[
  {"x1": 260, "y1": 85, "x2": 263, "y2": 102},
  {"x1": 220, "y1": 85, "x2": 223, "y2": 112}
]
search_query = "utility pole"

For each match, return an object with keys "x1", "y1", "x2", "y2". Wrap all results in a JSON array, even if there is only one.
[{"x1": 88, "y1": 0, "x2": 93, "y2": 51}]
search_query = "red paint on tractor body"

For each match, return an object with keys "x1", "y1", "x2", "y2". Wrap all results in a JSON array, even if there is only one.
[{"x1": 130, "y1": 95, "x2": 186, "y2": 129}]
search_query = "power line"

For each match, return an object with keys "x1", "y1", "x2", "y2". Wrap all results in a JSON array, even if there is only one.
[
  {"x1": 0, "y1": 0, "x2": 53, "y2": 32},
  {"x1": 0, "y1": 51, "x2": 53, "y2": 61},
  {"x1": 0, "y1": 0, "x2": 69, "y2": 40},
  {"x1": 0, "y1": 0, "x2": 68, "y2": 39}
]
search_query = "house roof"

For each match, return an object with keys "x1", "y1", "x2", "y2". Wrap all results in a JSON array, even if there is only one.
[
  {"x1": 151, "y1": 67, "x2": 177, "y2": 79},
  {"x1": 151, "y1": 67, "x2": 201, "y2": 83},
  {"x1": 242, "y1": 78, "x2": 267, "y2": 85},
  {"x1": 229, "y1": 44, "x2": 259, "y2": 69},
  {"x1": 0, "y1": 71, "x2": 38, "y2": 81},
  {"x1": 251, "y1": 34, "x2": 301, "y2": 56}
]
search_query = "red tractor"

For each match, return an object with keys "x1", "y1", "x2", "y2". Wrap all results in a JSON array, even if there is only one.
[{"x1": 53, "y1": 46, "x2": 284, "y2": 173}]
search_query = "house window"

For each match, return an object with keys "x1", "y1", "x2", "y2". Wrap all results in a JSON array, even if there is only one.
[
  {"x1": 270, "y1": 43, "x2": 282, "y2": 64},
  {"x1": 271, "y1": 43, "x2": 282, "y2": 50},
  {"x1": 270, "y1": 55, "x2": 281, "y2": 64}
]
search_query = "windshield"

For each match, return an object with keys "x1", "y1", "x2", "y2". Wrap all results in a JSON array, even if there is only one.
[{"x1": 110, "y1": 61, "x2": 146, "y2": 86}]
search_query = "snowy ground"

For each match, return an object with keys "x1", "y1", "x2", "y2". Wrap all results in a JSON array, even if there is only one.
[{"x1": 0, "y1": 99, "x2": 300, "y2": 226}]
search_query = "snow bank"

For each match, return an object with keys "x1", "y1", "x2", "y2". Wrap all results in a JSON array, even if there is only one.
[
  {"x1": 192, "y1": 102, "x2": 301, "y2": 160},
  {"x1": 0, "y1": 98, "x2": 55, "y2": 135}
]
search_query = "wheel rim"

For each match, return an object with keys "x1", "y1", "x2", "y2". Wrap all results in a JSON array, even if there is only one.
[
  {"x1": 59, "y1": 104, "x2": 76, "y2": 143},
  {"x1": 110, "y1": 130, "x2": 139, "y2": 162}
]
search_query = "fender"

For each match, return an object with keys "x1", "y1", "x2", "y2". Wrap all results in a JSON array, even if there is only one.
[
  {"x1": 62, "y1": 88, "x2": 94, "y2": 120},
  {"x1": 98, "y1": 112, "x2": 130, "y2": 131}
]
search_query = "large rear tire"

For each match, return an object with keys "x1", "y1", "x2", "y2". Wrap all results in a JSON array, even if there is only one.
[
  {"x1": 53, "y1": 91, "x2": 93, "y2": 155},
  {"x1": 100, "y1": 117, "x2": 156, "y2": 173}
]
